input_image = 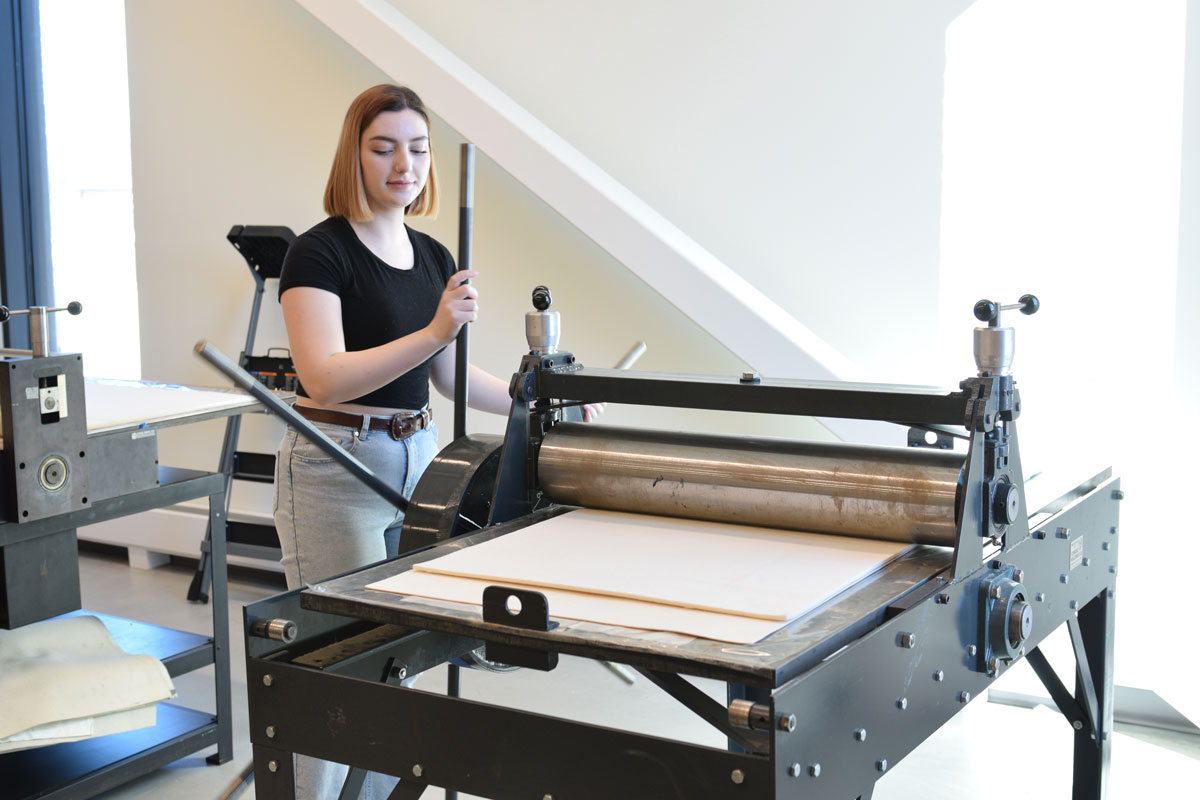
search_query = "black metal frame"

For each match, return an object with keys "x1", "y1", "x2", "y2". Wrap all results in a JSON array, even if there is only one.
[
  {"x1": 243, "y1": 356, "x2": 1119, "y2": 799},
  {"x1": 0, "y1": 466, "x2": 234, "y2": 799}
]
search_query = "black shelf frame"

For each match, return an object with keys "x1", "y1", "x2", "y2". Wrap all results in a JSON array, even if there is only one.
[{"x1": 0, "y1": 466, "x2": 233, "y2": 799}]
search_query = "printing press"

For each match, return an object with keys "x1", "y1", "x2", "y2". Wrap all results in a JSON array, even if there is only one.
[{"x1": 244, "y1": 291, "x2": 1120, "y2": 799}]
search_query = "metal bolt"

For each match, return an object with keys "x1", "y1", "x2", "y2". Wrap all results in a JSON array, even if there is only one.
[
  {"x1": 1070, "y1": 600, "x2": 1079, "y2": 610},
  {"x1": 1056, "y1": 527, "x2": 1070, "y2": 539},
  {"x1": 544, "y1": 795, "x2": 554, "y2": 800},
  {"x1": 1014, "y1": 569, "x2": 1025, "y2": 584},
  {"x1": 412, "y1": 764, "x2": 424, "y2": 778},
  {"x1": 898, "y1": 632, "x2": 916, "y2": 648},
  {"x1": 1102, "y1": 542, "x2": 1111, "y2": 551},
  {"x1": 1033, "y1": 530, "x2": 1047, "y2": 540},
  {"x1": 936, "y1": 593, "x2": 951, "y2": 604},
  {"x1": 786, "y1": 762, "x2": 802, "y2": 778},
  {"x1": 1036, "y1": 592, "x2": 1046, "y2": 602},
  {"x1": 896, "y1": 697, "x2": 908, "y2": 710},
  {"x1": 877, "y1": 759, "x2": 889, "y2": 772},
  {"x1": 778, "y1": 713, "x2": 796, "y2": 732},
  {"x1": 854, "y1": 727, "x2": 867, "y2": 742},
  {"x1": 809, "y1": 763, "x2": 822, "y2": 777},
  {"x1": 391, "y1": 665, "x2": 408, "y2": 680},
  {"x1": 967, "y1": 645, "x2": 978, "y2": 657},
  {"x1": 958, "y1": 691, "x2": 971, "y2": 704},
  {"x1": 991, "y1": 536, "x2": 1003, "y2": 547},
  {"x1": 1060, "y1": 574, "x2": 1070, "y2": 584},
  {"x1": 933, "y1": 669, "x2": 944, "y2": 682},
  {"x1": 1112, "y1": 490, "x2": 1125, "y2": 501},
  {"x1": 1108, "y1": 589, "x2": 1115, "y2": 599},
  {"x1": 268, "y1": 760, "x2": 279, "y2": 773},
  {"x1": 731, "y1": 769, "x2": 745, "y2": 785},
  {"x1": 1073, "y1": 720, "x2": 1084, "y2": 730},
  {"x1": 265, "y1": 725, "x2": 276, "y2": 739},
  {"x1": 990, "y1": 584, "x2": 1002, "y2": 599},
  {"x1": 262, "y1": 674, "x2": 274, "y2": 687},
  {"x1": 740, "y1": 371, "x2": 760, "y2": 383},
  {"x1": 1082, "y1": 557, "x2": 1090, "y2": 567},
  {"x1": 1110, "y1": 526, "x2": 1118, "y2": 535},
  {"x1": 1109, "y1": 566, "x2": 1116, "y2": 574},
  {"x1": 988, "y1": 657, "x2": 1001, "y2": 674}
]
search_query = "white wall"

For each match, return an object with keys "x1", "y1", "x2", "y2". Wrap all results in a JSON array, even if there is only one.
[{"x1": 122, "y1": 0, "x2": 1195, "y2": 718}]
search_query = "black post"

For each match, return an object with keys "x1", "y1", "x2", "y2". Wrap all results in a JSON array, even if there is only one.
[
  {"x1": 454, "y1": 143, "x2": 474, "y2": 442},
  {"x1": 447, "y1": 144, "x2": 475, "y2": 787}
]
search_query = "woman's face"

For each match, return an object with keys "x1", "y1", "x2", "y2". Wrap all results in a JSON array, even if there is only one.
[{"x1": 359, "y1": 108, "x2": 431, "y2": 216}]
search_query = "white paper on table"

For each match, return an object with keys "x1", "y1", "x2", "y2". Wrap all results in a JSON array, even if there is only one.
[{"x1": 368, "y1": 509, "x2": 910, "y2": 643}]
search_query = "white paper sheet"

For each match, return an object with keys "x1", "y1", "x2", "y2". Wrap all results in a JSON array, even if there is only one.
[{"x1": 368, "y1": 509, "x2": 909, "y2": 643}]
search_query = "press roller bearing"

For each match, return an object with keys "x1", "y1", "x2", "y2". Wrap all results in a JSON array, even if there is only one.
[{"x1": 37, "y1": 454, "x2": 70, "y2": 493}]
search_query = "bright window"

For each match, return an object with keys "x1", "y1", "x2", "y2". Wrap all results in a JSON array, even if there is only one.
[{"x1": 39, "y1": 0, "x2": 140, "y2": 378}]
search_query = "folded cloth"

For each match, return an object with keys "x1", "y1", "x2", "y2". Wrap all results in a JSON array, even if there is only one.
[{"x1": 0, "y1": 615, "x2": 176, "y2": 752}]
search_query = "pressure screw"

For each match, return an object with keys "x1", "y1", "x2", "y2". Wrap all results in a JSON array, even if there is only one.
[
  {"x1": 786, "y1": 762, "x2": 802, "y2": 778},
  {"x1": 262, "y1": 674, "x2": 274, "y2": 687},
  {"x1": 268, "y1": 760, "x2": 279, "y2": 773},
  {"x1": 731, "y1": 769, "x2": 745, "y2": 785}
]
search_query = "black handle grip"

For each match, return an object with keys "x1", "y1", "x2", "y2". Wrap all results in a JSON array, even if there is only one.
[{"x1": 532, "y1": 285, "x2": 552, "y2": 311}]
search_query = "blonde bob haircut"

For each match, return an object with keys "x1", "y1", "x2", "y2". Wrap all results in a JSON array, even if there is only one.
[{"x1": 324, "y1": 84, "x2": 439, "y2": 220}]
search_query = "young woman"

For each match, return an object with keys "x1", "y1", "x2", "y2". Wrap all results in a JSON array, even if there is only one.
[{"x1": 274, "y1": 84, "x2": 518, "y2": 596}]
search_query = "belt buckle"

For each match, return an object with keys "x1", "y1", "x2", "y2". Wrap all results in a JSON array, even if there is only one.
[{"x1": 389, "y1": 412, "x2": 418, "y2": 441}]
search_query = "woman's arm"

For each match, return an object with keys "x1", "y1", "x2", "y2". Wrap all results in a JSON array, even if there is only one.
[
  {"x1": 430, "y1": 349, "x2": 606, "y2": 421},
  {"x1": 282, "y1": 270, "x2": 478, "y2": 406},
  {"x1": 429, "y1": 348, "x2": 514, "y2": 415}
]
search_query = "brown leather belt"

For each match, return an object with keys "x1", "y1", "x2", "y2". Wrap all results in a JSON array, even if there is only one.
[{"x1": 293, "y1": 404, "x2": 432, "y2": 441}]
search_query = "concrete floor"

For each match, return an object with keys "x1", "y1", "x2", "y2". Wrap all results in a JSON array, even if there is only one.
[{"x1": 66, "y1": 547, "x2": 1200, "y2": 799}]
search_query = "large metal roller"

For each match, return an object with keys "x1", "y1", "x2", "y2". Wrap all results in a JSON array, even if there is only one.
[{"x1": 538, "y1": 424, "x2": 965, "y2": 546}]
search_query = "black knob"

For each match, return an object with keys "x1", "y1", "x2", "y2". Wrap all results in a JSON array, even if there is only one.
[
  {"x1": 974, "y1": 299, "x2": 998, "y2": 323},
  {"x1": 67, "y1": 301, "x2": 83, "y2": 315},
  {"x1": 1018, "y1": 294, "x2": 1039, "y2": 315},
  {"x1": 532, "y1": 285, "x2": 552, "y2": 311},
  {"x1": 0, "y1": 307, "x2": 8, "y2": 323},
  {"x1": 993, "y1": 483, "x2": 1021, "y2": 526}
]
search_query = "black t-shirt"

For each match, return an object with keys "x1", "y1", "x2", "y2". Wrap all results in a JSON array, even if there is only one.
[{"x1": 278, "y1": 216, "x2": 455, "y2": 409}]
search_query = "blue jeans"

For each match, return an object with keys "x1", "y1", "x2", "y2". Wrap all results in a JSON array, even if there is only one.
[
  {"x1": 273, "y1": 417, "x2": 439, "y2": 800},
  {"x1": 274, "y1": 418, "x2": 440, "y2": 589}
]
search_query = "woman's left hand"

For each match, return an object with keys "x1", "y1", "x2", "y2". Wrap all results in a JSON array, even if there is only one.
[{"x1": 581, "y1": 402, "x2": 606, "y2": 423}]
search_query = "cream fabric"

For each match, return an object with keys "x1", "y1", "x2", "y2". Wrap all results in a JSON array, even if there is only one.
[{"x1": 0, "y1": 615, "x2": 176, "y2": 751}]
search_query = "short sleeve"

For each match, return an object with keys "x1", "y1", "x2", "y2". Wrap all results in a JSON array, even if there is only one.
[{"x1": 278, "y1": 225, "x2": 348, "y2": 300}]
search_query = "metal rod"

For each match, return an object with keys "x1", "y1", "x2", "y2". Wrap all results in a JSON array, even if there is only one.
[
  {"x1": 447, "y1": 142, "x2": 476, "y2": 784},
  {"x1": 193, "y1": 340, "x2": 408, "y2": 511},
  {"x1": 454, "y1": 142, "x2": 475, "y2": 442},
  {"x1": 613, "y1": 340, "x2": 647, "y2": 370}
]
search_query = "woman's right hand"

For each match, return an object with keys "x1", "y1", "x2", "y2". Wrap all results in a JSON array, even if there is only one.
[{"x1": 428, "y1": 270, "x2": 479, "y2": 344}]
